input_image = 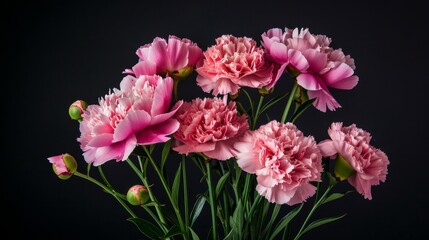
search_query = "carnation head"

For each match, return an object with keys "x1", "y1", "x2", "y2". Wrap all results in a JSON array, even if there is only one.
[
  {"x1": 196, "y1": 35, "x2": 273, "y2": 95},
  {"x1": 318, "y1": 122, "x2": 389, "y2": 199},
  {"x1": 235, "y1": 121, "x2": 323, "y2": 205},
  {"x1": 173, "y1": 96, "x2": 249, "y2": 160},
  {"x1": 78, "y1": 75, "x2": 182, "y2": 166}
]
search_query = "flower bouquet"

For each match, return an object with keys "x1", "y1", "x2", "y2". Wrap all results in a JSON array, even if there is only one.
[{"x1": 48, "y1": 27, "x2": 389, "y2": 239}]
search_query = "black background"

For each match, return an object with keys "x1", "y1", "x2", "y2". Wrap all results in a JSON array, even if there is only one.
[{"x1": 4, "y1": 0, "x2": 428, "y2": 239}]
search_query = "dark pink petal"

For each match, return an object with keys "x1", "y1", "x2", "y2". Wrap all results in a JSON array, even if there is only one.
[
  {"x1": 328, "y1": 75, "x2": 359, "y2": 90},
  {"x1": 121, "y1": 135, "x2": 137, "y2": 161},
  {"x1": 288, "y1": 49, "x2": 309, "y2": 72},
  {"x1": 307, "y1": 89, "x2": 341, "y2": 112},
  {"x1": 187, "y1": 45, "x2": 203, "y2": 66},
  {"x1": 296, "y1": 73, "x2": 322, "y2": 91},
  {"x1": 148, "y1": 38, "x2": 169, "y2": 71},
  {"x1": 136, "y1": 119, "x2": 180, "y2": 145},
  {"x1": 167, "y1": 37, "x2": 189, "y2": 70},
  {"x1": 303, "y1": 49, "x2": 328, "y2": 73},
  {"x1": 113, "y1": 110, "x2": 151, "y2": 142},
  {"x1": 322, "y1": 63, "x2": 354, "y2": 86},
  {"x1": 151, "y1": 101, "x2": 183, "y2": 125}
]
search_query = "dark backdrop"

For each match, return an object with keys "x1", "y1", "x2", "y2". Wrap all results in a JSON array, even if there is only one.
[{"x1": 4, "y1": 0, "x2": 428, "y2": 239}]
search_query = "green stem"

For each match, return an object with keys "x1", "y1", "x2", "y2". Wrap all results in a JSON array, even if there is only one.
[
  {"x1": 294, "y1": 185, "x2": 334, "y2": 240},
  {"x1": 181, "y1": 155, "x2": 190, "y2": 237},
  {"x1": 219, "y1": 162, "x2": 230, "y2": 233},
  {"x1": 206, "y1": 161, "x2": 218, "y2": 240},
  {"x1": 281, "y1": 82, "x2": 298, "y2": 123},
  {"x1": 142, "y1": 205, "x2": 165, "y2": 231},
  {"x1": 173, "y1": 79, "x2": 179, "y2": 102},
  {"x1": 98, "y1": 166, "x2": 112, "y2": 187},
  {"x1": 126, "y1": 159, "x2": 168, "y2": 229},
  {"x1": 252, "y1": 95, "x2": 264, "y2": 129},
  {"x1": 74, "y1": 171, "x2": 137, "y2": 218},
  {"x1": 143, "y1": 146, "x2": 186, "y2": 235}
]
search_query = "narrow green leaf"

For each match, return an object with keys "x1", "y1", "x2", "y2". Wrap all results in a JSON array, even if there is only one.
[
  {"x1": 190, "y1": 195, "x2": 206, "y2": 226},
  {"x1": 160, "y1": 140, "x2": 172, "y2": 172},
  {"x1": 215, "y1": 171, "x2": 231, "y2": 199},
  {"x1": 149, "y1": 144, "x2": 156, "y2": 154},
  {"x1": 127, "y1": 217, "x2": 163, "y2": 240},
  {"x1": 141, "y1": 201, "x2": 162, "y2": 207},
  {"x1": 188, "y1": 227, "x2": 200, "y2": 240},
  {"x1": 242, "y1": 89, "x2": 254, "y2": 116},
  {"x1": 172, "y1": 162, "x2": 182, "y2": 204},
  {"x1": 161, "y1": 225, "x2": 181, "y2": 239},
  {"x1": 322, "y1": 191, "x2": 353, "y2": 205},
  {"x1": 290, "y1": 98, "x2": 316, "y2": 123},
  {"x1": 269, "y1": 203, "x2": 303, "y2": 240},
  {"x1": 327, "y1": 172, "x2": 338, "y2": 186},
  {"x1": 260, "y1": 92, "x2": 289, "y2": 114},
  {"x1": 301, "y1": 214, "x2": 347, "y2": 235},
  {"x1": 231, "y1": 200, "x2": 243, "y2": 239},
  {"x1": 223, "y1": 229, "x2": 233, "y2": 240},
  {"x1": 262, "y1": 204, "x2": 281, "y2": 236}
]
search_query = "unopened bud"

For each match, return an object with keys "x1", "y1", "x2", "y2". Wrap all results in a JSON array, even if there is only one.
[
  {"x1": 126, "y1": 185, "x2": 149, "y2": 205},
  {"x1": 69, "y1": 100, "x2": 88, "y2": 121},
  {"x1": 47, "y1": 153, "x2": 78, "y2": 180}
]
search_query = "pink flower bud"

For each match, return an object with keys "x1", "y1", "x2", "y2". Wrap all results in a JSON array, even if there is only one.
[
  {"x1": 47, "y1": 153, "x2": 77, "y2": 180},
  {"x1": 126, "y1": 185, "x2": 149, "y2": 205},
  {"x1": 69, "y1": 100, "x2": 88, "y2": 121}
]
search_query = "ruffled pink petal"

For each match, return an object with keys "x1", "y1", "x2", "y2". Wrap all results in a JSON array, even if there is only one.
[
  {"x1": 317, "y1": 140, "x2": 337, "y2": 157},
  {"x1": 328, "y1": 75, "x2": 359, "y2": 90},
  {"x1": 87, "y1": 133, "x2": 114, "y2": 147},
  {"x1": 113, "y1": 110, "x2": 151, "y2": 142},
  {"x1": 349, "y1": 175, "x2": 373, "y2": 200},
  {"x1": 257, "y1": 174, "x2": 278, "y2": 188},
  {"x1": 166, "y1": 37, "x2": 189, "y2": 70},
  {"x1": 203, "y1": 139, "x2": 236, "y2": 160},
  {"x1": 256, "y1": 184, "x2": 294, "y2": 204},
  {"x1": 303, "y1": 49, "x2": 328, "y2": 73},
  {"x1": 151, "y1": 77, "x2": 173, "y2": 116},
  {"x1": 135, "y1": 118, "x2": 180, "y2": 145},
  {"x1": 173, "y1": 142, "x2": 216, "y2": 155},
  {"x1": 322, "y1": 63, "x2": 354, "y2": 86},
  {"x1": 287, "y1": 183, "x2": 317, "y2": 205},
  {"x1": 288, "y1": 49, "x2": 309, "y2": 72},
  {"x1": 196, "y1": 75, "x2": 240, "y2": 95},
  {"x1": 307, "y1": 89, "x2": 341, "y2": 112},
  {"x1": 296, "y1": 73, "x2": 322, "y2": 91}
]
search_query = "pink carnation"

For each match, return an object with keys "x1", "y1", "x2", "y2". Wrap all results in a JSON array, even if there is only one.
[
  {"x1": 318, "y1": 123, "x2": 389, "y2": 199},
  {"x1": 173, "y1": 96, "x2": 249, "y2": 160},
  {"x1": 196, "y1": 35, "x2": 273, "y2": 95},
  {"x1": 126, "y1": 35, "x2": 203, "y2": 77},
  {"x1": 262, "y1": 28, "x2": 358, "y2": 112},
  {"x1": 78, "y1": 75, "x2": 182, "y2": 166},
  {"x1": 235, "y1": 121, "x2": 322, "y2": 205}
]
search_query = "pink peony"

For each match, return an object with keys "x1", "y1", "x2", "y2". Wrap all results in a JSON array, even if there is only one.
[
  {"x1": 196, "y1": 35, "x2": 273, "y2": 95},
  {"x1": 173, "y1": 96, "x2": 249, "y2": 160},
  {"x1": 126, "y1": 36, "x2": 203, "y2": 78},
  {"x1": 318, "y1": 123, "x2": 389, "y2": 199},
  {"x1": 78, "y1": 75, "x2": 182, "y2": 166},
  {"x1": 262, "y1": 28, "x2": 358, "y2": 112},
  {"x1": 235, "y1": 121, "x2": 322, "y2": 205}
]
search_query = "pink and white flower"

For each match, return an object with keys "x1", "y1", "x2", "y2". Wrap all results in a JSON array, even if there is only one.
[
  {"x1": 78, "y1": 75, "x2": 182, "y2": 166},
  {"x1": 262, "y1": 28, "x2": 358, "y2": 112},
  {"x1": 173, "y1": 96, "x2": 249, "y2": 160},
  {"x1": 235, "y1": 121, "x2": 322, "y2": 205},
  {"x1": 126, "y1": 36, "x2": 203, "y2": 78},
  {"x1": 196, "y1": 35, "x2": 273, "y2": 95},
  {"x1": 318, "y1": 122, "x2": 389, "y2": 199}
]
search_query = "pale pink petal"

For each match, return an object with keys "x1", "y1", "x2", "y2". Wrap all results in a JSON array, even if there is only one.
[
  {"x1": 196, "y1": 76, "x2": 240, "y2": 95},
  {"x1": 87, "y1": 133, "x2": 114, "y2": 147},
  {"x1": 269, "y1": 41, "x2": 289, "y2": 64},
  {"x1": 166, "y1": 37, "x2": 189, "y2": 70},
  {"x1": 328, "y1": 75, "x2": 359, "y2": 90},
  {"x1": 307, "y1": 89, "x2": 341, "y2": 112},
  {"x1": 288, "y1": 49, "x2": 309, "y2": 72},
  {"x1": 173, "y1": 142, "x2": 216, "y2": 155},
  {"x1": 151, "y1": 77, "x2": 173, "y2": 116},
  {"x1": 287, "y1": 183, "x2": 317, "y2": 205},
  {"x1": 257, "y1": 174, "x2": 278, "y2": 188},
  {"x1": 203, "y1": 139, "x2": 237, "y2": 160},
  {"x1": 130, "y1": 60, "x2": 157, "y2": 77},
  {"x1": 317, "y1": 140, "x2": 337, "y2": 157}
]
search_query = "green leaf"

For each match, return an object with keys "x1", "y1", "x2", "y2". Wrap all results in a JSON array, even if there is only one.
[
  {"x1": 141, "y1": 201, "x2": 162, "y2": 207},
  {"x1": 223, "y1": 229, "x2": 233, "y2": 240},
  {"x1": 188, "y1": 227, "x2": 200, "y2": 240},
  {"x1": 149, "y1": 144, "x2": 156, "y2": 154},
  {"x1": 215, "y1": 171, "x2": 230, "y2": 199},
  {"x1": 269, "y1": 203, "x2": 303, "y2": 240},
  {"x1": 160, "y1": 140, "x2": 172, "y2": 172},
  {"x1": 161, "y1": 225, "x2": 182, "y2": 239},
  {"x1": 301, "y1": 214, "x2": 347, "y2": 236},
  {"x1": 290, "y1": 98, "x2": 316, "y2": 123},
  {"x1": 322, "y1": 191, "x2": 353, "y2": 205},
  {"x1": 260, "y1": 92, "x2": 289, "y2": 114},
  {"x1": 127, "y1": 217, "x2": 163, "y2": 240},
  {"x1": 172, "y1": 162, "x2": 182, "y2": 204},
  {"x1": 230, "y1": 200, "x2": 243, "y2": 239},
  {"x1": 327, "y1": 172, "x2": 338, "y2": 186},
  {"x1": 242, "y1": 89, "x2": 254, "y2": 116},
  {"x1": 190, "y1": 195, "x2": 206, "y2": 226},
  {"x1": 262, "y1": 204, "x2": 281, "y2": 236}
]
